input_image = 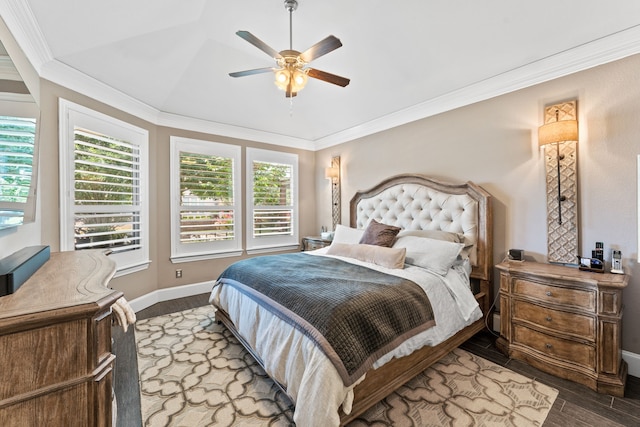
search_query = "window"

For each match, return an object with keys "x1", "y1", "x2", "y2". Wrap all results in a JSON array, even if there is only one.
[
  {"x1": 246, "y1": 147, "x2": 298, "y2": 253},
  {"x1": 59, "y1": 99, "x2": 149, "y2": 275},
  {"x1": 0, "y1": 114, "x2": 37, "y2": 229},
  {"x1": 170, "y1": 137, "x2": 242, "y2": 261}
]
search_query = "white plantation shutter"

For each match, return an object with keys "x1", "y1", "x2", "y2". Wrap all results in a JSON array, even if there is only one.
[
  {"x1": 170, "y1": 137, "x2": 242, "y2": 261},
  {"x1": 246, "y1": 148, "x2": 298, "y2": 252},
  {"x1": 60, "y1": 99, "x2": 149, "y2": 275},
  {"x1": 72, "y1": 128, "x2": 142, "y2": 253},
  {"x1": 252, "y1": 160, "x2": 293, "y2": 237},
  {"x1": 0, "y1": 115, "x2": 36, "y2": 228}
]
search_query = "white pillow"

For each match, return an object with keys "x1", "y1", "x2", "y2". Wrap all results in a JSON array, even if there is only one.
[
  {"x1": 393, "y1": 235, "x2": 464, "y2": 275},
  {"x1": 331, "y1": 224, "x2": 365, "y2": 245}
]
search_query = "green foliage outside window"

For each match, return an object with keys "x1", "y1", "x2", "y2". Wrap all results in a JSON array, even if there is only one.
[{"x1": 73, "y1": 128, "x2": 139, "y2": 250}]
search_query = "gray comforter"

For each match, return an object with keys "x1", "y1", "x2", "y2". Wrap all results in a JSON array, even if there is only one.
[{"x1": 215, "y1": 252, "x2": 435, "y2": 386}]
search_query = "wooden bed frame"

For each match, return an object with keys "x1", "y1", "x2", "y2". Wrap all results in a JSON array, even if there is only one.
[{"x1": 216, "y1": 173, "x2": 493, "y2": 425}]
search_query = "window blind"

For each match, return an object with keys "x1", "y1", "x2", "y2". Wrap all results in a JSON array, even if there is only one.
[
  {"x1": 252, "y1": 160, "x2": 293, "y2": 237},
  {"x1": 73, "y1": 127, "x2": 141, "y2": 253},
  {"x1": 179, "y1": 151, "x2": 235, "y2": 243}
]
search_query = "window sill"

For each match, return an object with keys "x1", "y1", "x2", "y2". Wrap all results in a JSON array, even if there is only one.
[
  {"x1": 246, "y1": 244, "x2": 300, "y2": 255},
  {"x1": 171, "y1": 250, "x2": 244, "y2": 264},
  {"x1": 114, "y1": 260, "x2": 151, "y2": 278}
]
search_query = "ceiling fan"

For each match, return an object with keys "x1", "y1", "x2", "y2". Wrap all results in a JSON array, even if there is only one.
[{"x1": 229, "y1": 0, "x2": 350, "y2": 98}]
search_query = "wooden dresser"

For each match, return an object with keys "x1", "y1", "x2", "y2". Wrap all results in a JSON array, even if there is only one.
[
  {"x1": 0, "y1": 250, "x2": 121, "y2": 426},
  {"x1": 496, "y1": 261, "x2": 628, "y2": 396}
]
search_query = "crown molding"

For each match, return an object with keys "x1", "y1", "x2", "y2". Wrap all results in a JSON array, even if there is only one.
[
  {"x1": 0, "y1": 0, "x2": 52, "y2": 70},
  {"x1": 157, "y1": 112, "x2": 315, "y2": 150},
  {"x1": 314, "y1": 25, "x2": 640, "y2": 150},
  {"x1": 3, "y1": 2, "x2": 640, "y2": 152},
  {"x1": 0, "y1": 92, "x2": 33, "y2": 103}
]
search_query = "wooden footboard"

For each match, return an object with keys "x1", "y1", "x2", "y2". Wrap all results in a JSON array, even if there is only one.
[
  {"x1": 215, "y1": 298, "x2": 487, "y2": 426},
  {"x1": 341, "y1": 318, "x2": 484, "y2": 424}
]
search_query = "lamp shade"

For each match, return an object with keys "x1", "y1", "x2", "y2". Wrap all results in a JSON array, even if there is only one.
[
  {"x1": 324, "y1": 166, "x2": 339, "y2": 180},
  {"x1": 538, "y1": 119, "x2": 578, "y2": 146}
]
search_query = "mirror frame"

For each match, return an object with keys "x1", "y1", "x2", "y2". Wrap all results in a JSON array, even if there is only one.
[{"x1": 0, "y1": 28, "x2": 40, "y2": 230}]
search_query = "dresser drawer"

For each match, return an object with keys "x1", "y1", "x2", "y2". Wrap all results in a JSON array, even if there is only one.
[
  {"x1": 513, "y1": 279, "x2": 595, "y2": 311},
  {"x1": 512, "y1": 299, "x2": 596, "y2": 341},
  {"x1": 514, "y1": 325, "x2": 595, "y2": 369}
]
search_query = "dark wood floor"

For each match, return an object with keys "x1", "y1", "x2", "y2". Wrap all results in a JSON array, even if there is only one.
[{"x1": 113, "y1": 294, "x2": 640, "y2": 427}]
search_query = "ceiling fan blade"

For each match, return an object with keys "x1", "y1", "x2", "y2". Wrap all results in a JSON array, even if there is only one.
[
  {"x1": 307, "y1": 68, "x2": 350, "y2": 87},
  {"x1": 229, "y1": 67, "x2": 276, "y2": 78},
  {"x1": 299, "y1": 35, "x2": 343, "y2": 62},
  {"x1": 236, "y1": 30, "x2": 283, "y2": 59}
]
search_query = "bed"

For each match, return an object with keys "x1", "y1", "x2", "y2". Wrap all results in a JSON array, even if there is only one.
[{"x1": 210, "y1": 173, "x2": 493, "y2": 426}]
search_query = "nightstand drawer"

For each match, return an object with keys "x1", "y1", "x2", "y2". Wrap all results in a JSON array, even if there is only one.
[
  {"x1": 514, "y1": 325, "x2": 595, "y2": 369},
  {"x1": 513, "y1": 300, "x2": 595, "y2": 341},
  {"x1": 513, "y1": 279, "x2": 595, "y2": 311}
]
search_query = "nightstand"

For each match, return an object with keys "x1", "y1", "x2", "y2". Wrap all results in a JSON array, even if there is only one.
[
  {"x1": 496, "y1": 261, "x2": 628, "y2": 396},
  {"x1": 301, "y1": 236, "x2": 332, "y2": 251}
]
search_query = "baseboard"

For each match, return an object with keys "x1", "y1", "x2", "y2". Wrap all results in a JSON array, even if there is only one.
[
  {"x1": 492, "y1": 313, "x2": 640, "y2": 378},
  {"x1": 623, "y1": 350, "x2": 640, "y2": 378},
  {"x1": 128, "y1": 281, "x2": 214, "y2": 313}
]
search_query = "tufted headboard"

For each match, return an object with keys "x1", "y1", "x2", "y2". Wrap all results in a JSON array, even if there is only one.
[{"x1": 350, "y1": 174, "x2": 492, "y2": 284}]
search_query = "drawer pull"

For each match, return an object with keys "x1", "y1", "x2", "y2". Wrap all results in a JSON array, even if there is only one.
[
  {"x1": 545, "y1": 343, "x2": 553, "y2": 349},
  {"x1": 546, "y1": 316, "x2": 552, "y2": 322},
  {"x1": 545, "y1": 291, "x2": 553, "y2": 297}
]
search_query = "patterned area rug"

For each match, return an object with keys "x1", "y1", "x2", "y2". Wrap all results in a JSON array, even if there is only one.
[{"x1": 135, "y1": 306, "x2": 558, "y2": 426}]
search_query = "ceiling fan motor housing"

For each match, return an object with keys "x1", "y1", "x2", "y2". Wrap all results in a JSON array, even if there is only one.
[{"x1": 284, "y1": 0, "x2": 298, "y2": 12}]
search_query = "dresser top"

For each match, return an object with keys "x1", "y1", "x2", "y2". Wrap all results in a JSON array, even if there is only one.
[
  {"x1": 0, "y1": 250, "x2": 121, "y2": 327},
  {"x1": 496, "y1": 261, "x2": 629, "y2": 289}
]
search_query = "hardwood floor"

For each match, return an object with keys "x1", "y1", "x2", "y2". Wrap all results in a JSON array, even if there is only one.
[{"x1": 113, "y1": 294, "x2": 640, "y2": 426}]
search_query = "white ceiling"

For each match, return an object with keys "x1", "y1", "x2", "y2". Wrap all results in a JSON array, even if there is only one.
[{"x1": 3, "y1": 0, "x2": 640, "y2": 149}]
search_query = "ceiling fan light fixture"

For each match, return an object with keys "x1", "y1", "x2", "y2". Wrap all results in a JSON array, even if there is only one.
[
  {"x1": 273, "y1": 67, "x2": 308, "y2": 95},
  {"x1": 293, "y1": 69, "x2": 307, "y2": 87},
  {"x1": 229, "y1": 0, "x2": 350, "y2": 99},
  {"x1": 275, "y1": 69, "x2": 289, "y2": 86}
]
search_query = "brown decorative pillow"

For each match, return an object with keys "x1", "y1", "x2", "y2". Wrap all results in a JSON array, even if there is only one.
[{"x1": 359, "y1": 219, "x2": 401, "y2": 247}]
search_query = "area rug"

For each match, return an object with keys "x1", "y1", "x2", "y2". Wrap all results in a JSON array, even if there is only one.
[{"x1": 135, "y1": 306, "x2": 558, "y2": 426}]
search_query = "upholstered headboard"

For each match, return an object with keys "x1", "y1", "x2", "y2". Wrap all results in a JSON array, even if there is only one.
[{"x1": 350, "y1": 174, "x2": 492, "y2": 284}]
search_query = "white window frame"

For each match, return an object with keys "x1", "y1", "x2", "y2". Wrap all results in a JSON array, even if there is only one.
[
  {"x1": 169, "y1": 136, "x2": 242, "y2": 262},
  {"x1": 246, "y1": 147, "x2": 299, "y2": 254},
  {"x1": 59, "y1": 99, "x2": 150, "y2": 276}
]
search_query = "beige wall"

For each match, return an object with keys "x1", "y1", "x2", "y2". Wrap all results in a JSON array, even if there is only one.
[
  {"x1": 316, "y1": 54, "x2": 640, "y2": 354},
  {"x1": 0, "y1": 78, "x2": 316, "y2": 300},
  {"x1": 152, "y1": 127, "x2": 316, "y2": 297}
]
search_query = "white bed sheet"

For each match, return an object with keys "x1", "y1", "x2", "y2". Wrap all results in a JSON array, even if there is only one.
[{"x1": 209, "y1": 249, "x2": 482, "y2": 427}]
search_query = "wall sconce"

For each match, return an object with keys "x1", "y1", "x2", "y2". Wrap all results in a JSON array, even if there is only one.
[
  {"x1": 324, "y1": 156, "x2": 341, "y2": 230},
  {"x1": 538, "y1": 100, "x2": 579, "y2": 264},
  {"x1": 538, "y1": 111, "x2": 578, "y2": 224}
]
